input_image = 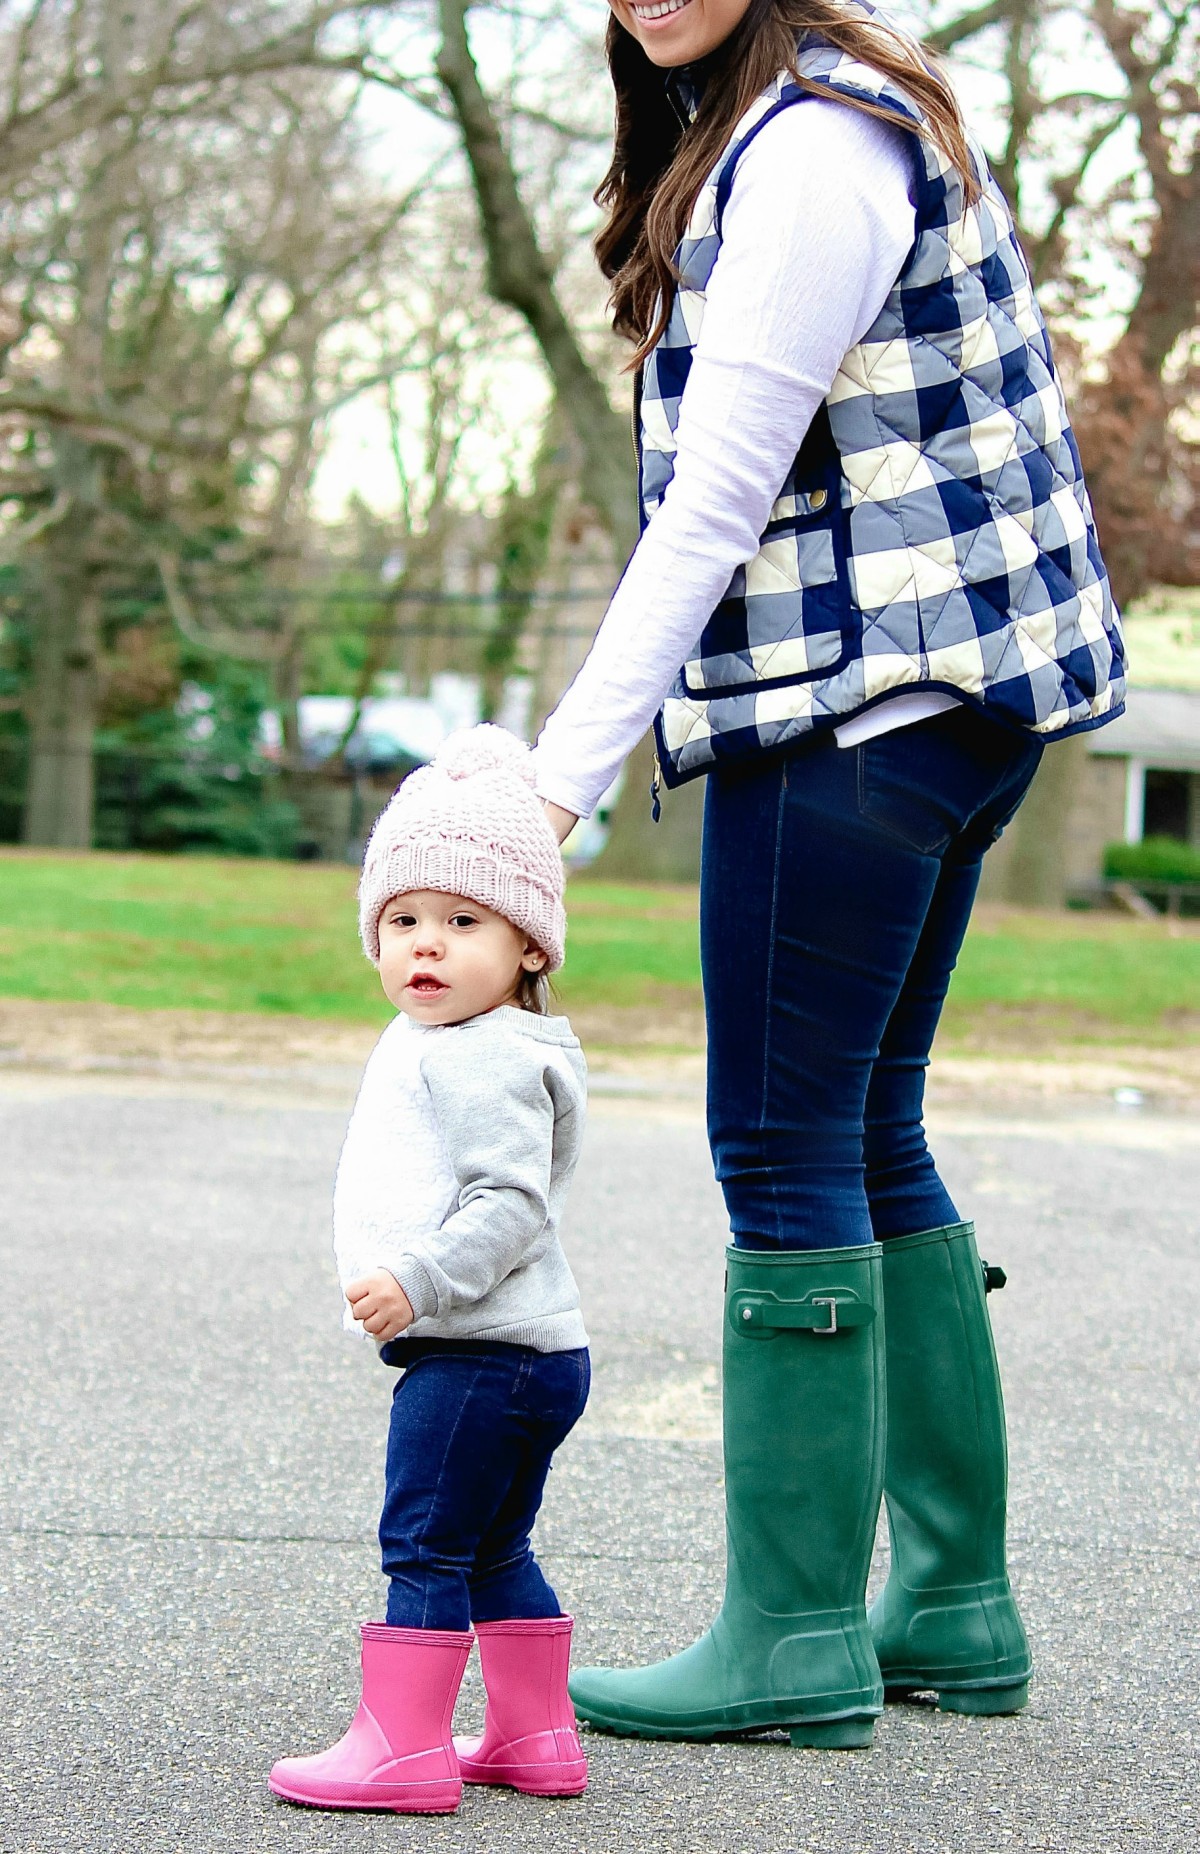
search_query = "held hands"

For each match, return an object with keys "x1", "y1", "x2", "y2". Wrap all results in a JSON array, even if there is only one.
[{"x1": 345, "y1": 1270, "x2": 415, "y2": 1342}]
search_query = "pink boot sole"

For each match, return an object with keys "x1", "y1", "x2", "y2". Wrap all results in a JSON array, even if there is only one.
[
  {"x1": 456, "y1": 1738, "x2": 588, "y2": 1796},
  {"x1": 269, "y1": 1769, "x2": 461, "y2": 1814}
]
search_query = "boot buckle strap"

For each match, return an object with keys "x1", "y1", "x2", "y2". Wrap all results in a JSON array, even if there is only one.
[
  {"x1": 730, "y1": 1292, "x2": 875, "y2": 1336},
  {"x1": 810, "y1": 1297, "x2": 840, "y2": 1335}
]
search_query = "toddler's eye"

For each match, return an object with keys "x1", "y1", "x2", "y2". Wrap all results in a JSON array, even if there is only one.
[
  {"x1": 449, "y1": 913, "x2": 478, "y2": 928},
  {"x1": 391, "y1": 913, "x2": 417, "y2": 928}
]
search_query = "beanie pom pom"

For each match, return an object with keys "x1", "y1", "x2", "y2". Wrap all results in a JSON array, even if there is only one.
[{"x1": 434, "y1": 723, "x2": 536, "y2": 786}]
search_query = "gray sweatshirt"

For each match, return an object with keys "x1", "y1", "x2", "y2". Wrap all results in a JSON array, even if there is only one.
[{"x1": 332, "y1": 1006, "x2": 588, "y2": 1353}]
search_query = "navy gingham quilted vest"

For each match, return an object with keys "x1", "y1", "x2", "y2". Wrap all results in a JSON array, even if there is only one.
[{"x1": 647, "y1": 28, "x2": 1126, "y2": 788}]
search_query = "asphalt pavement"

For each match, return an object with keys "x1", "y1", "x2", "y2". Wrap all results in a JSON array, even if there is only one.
[{"x1": 0, "y1": 1062, "x2": 1197, "y2": 1853}]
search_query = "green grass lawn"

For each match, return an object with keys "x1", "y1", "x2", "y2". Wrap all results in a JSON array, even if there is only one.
[
  {"x1": 0, "y1": 852, "x2": 706, "y2": 1026},
  {"x1": 1, "y1": 848, "x2": 1197, "y2": 1046}
]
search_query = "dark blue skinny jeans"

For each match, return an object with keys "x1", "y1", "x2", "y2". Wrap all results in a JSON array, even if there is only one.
[
  {"x1": 701, "y1": 707, "x2": 1043, "y2": 1250},
  {"x1": 376, "y1": 1338, "x2": 590, "y2": 1631}
]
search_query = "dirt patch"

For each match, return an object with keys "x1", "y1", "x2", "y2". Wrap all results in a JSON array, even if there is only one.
[
  {"x1": 561, "y1": 995, "x2": 707, "y2": 1051},
  {"x1": 0, "y1": 995, "x2": 710, "y2": 1072},
  {"x1": 1, "y1": 996, "x2": 1197, "y2": 1113},
  {"x1": 0, "y1": 997, "x2": 380, "y2": 1073},
  {"x1": 939, "y1": 997, "x2": 1200, "y2": 1053},
  {"x1": 926, "y1": 1046, "x2": 1200, "y2": 1114}
]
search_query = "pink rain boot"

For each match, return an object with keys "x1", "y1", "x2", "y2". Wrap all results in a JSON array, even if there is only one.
[
  {"x1": 456, "y1": 1615, "x2": 588, "y2": 1797},
  {"x1": 269, "y1": 1623, "x2": 473, "y2": 1814}
]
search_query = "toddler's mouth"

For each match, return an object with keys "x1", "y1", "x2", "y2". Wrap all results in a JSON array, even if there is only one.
[{"x1": 407, "y1": 973, "x2": 449, "y2": 996}]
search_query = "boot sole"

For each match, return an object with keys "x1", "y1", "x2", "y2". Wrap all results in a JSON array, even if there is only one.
[
  {"x1": 268, "y1": 1775, "x2": 461, "y2": 1814},
  {"x1": 579, "y1": 1713, "x2": 876, "y2": 1749},
  {"x1": 789, "y1": 1718, "x2": 875, "y2": 1749},
  {"x1": 883, "y1": 1679, "x2": 1030, "y2": 1716},
  {"x1": 461, "y1": 1768, "x2": 588, "y2": 1796}
]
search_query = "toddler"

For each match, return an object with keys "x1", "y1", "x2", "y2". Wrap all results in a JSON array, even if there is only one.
[{"x1": 269, "y1": 725, "x2": 590, "y2": 1815}]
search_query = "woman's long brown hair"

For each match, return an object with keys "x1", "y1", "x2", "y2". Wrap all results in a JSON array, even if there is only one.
[{"x1": 596, "y1": 0, "x2": 980, "y2": 365}]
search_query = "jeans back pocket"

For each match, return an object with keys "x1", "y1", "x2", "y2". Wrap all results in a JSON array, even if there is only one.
[{"x1": 856, "y1": 734, "x2": 963, "y2": 856}]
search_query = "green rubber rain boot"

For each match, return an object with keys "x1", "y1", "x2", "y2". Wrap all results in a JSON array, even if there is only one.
[
  {"x1": 870, "y1": 1221, "x2": 1032, "y2": 1715},
  {"x1": 569, "y1": 1244, "x2": 886, "y2": 1749}
]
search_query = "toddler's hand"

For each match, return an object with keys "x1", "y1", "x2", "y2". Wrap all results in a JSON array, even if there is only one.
[{"x1": 345, "y1": 1271, "x2": 415, "y2": 1341}]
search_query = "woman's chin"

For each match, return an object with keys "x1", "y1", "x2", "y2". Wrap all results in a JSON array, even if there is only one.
[
  {"x1": 623, "y1": 0, "x2": 736, "y2": 67},
  {"x1": 635, "y1": 32, "x2": 704, "y2": 70}
]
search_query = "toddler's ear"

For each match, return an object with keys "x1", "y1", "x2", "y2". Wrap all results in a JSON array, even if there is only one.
[{"x1": 522, "y1": 942, "x2": 547, "y2": 972}]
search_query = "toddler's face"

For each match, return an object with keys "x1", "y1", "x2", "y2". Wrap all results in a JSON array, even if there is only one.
[{"x1": 377, "y1": 890, "x2": 547, "y2": 1025}]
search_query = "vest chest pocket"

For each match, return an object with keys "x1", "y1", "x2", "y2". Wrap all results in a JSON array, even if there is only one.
[{"x1": 680, "y1": 475, "x2": 858, "y2": 698}]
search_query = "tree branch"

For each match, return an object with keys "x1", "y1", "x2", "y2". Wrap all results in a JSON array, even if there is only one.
[
  {"x1": 0, "y1": 387, "x2": 225, "y2": 461},
  {"x1": 155, "y1": 551, "x2": 278, "y2": 664},
  {"x1": 434, "y1": 0, "x2": 635, "y2": 552},
  {"x1": 925, "y1": 0, "x2": 1016, "y2": 55},
  {"x1": 0, "y1": 3, "x2": 399, "y2": 185},
  {"x1": 0, "y1": 486, "x2": 72, "y2": 561},
  {"x1": 1091, "y1": 0, "x2": 1199, "y2": 375},
  {"x1": 1026, "y1": 107, "x2": 1127, "y2": 284}
]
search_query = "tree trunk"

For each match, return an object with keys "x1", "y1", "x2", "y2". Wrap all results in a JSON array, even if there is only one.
[
  {"x1": 22, "y1": 562, "x2": 101, "y2": 849},
  {"x1": 436, "y1": 2, "x2": 705, "y2": 880},
  {"x1": 481, "y1": 404, "x2": 569, "y2": 721},
  {"x1": 590, "y1": 732, "x2": 705, "y2": 882},
  {"x1": 435, "y1": 0, "x2": 637, "y2": 554},
  {"x1": 1001, "y1": 733, "x2": 1088, "y2": 908}
]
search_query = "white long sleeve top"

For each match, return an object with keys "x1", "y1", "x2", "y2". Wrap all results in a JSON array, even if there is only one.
[{"x1": 533, "y1": 96, "x2": 956, "y2": 821}]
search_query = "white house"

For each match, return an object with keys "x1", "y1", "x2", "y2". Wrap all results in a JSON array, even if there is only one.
[
  {"x1": 1090, "y1": 687, "x2": 1200, "y2": 849},
  {"x1": 977, "y1": 594, "x2": 1200, "y2": 899}
]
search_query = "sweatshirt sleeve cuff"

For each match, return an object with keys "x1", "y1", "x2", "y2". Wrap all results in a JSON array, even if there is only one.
[{"x1": 387, "y1": 1256, "x2": 439, "y2": 1323}]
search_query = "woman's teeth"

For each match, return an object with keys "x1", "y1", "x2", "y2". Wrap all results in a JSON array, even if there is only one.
[{"x1": 632, "y1": 0, "x2": 692, "y2": 19}]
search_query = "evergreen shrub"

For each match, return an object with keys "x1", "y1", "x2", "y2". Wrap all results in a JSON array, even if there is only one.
[{"x1": 1103, "y1": 836, "x2": 1200, "y2": 885}]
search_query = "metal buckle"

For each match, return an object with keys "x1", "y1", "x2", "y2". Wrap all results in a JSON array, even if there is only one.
[{"x1": 810, "y1": 1297, "x2": 839, "y2": 1335}]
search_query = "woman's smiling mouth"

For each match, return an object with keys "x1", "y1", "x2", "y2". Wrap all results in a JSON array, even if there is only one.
[{"x1": 630, "y1": 0, "x2": 695, "y2": 23}]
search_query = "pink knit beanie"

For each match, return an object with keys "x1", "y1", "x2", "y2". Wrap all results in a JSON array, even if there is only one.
[{"x1": 358, "y1": 725, "x2": 566, "y2": 970}]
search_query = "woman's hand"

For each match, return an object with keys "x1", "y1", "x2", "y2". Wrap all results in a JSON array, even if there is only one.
[
  {"x1": 345, "y1": 1270, "x2": 414, "y2": 1341},
  {"x1": 543, "y1": 800, "x2": 578, "y2": 846}
]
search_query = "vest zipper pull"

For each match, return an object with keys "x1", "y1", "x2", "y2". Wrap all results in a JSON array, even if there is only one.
[{"x1": 650, "y1": 752, "x2": 662, "y2": 823}]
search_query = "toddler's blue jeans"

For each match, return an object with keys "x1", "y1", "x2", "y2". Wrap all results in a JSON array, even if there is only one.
[
  {"x1": 376, "y1": 1338, "x2": 590, "y2": 1631},
  {"x1": 701, "y1": 707, "x2": 1044, "y2": 1250}
]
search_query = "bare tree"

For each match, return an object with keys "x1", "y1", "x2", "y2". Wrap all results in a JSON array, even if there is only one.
[
  {"x1": 433, "y1": 0, "x2": 636, "y2": 553},
  {"x1": 912, "y1": 1, "x2": 1198, "y2": 902},
  {"x1": 0, "y1": 11, "x2": 430, "y2": 845},
  {"x1": 10, "y1": 2, "x2": 1187, "y2": 882},
  {"x1": 480, "y1": 400, "x2": 572, "y2": 721},
  {"x1": 421, "y1": 1, "x2": 1194, "y2": 885},
  {"x1": 425, "y1": 0, "x2": 706, "y2": 874},
  {"x1": 0, "y1": 0, "x2": 396, "y2": 190},
  {"x1": 321, "y1": 227, "x2": 534, "y2": 759},
  {"x1": 917, "y1": 0, "x2": 1198, "y2": 603}
]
